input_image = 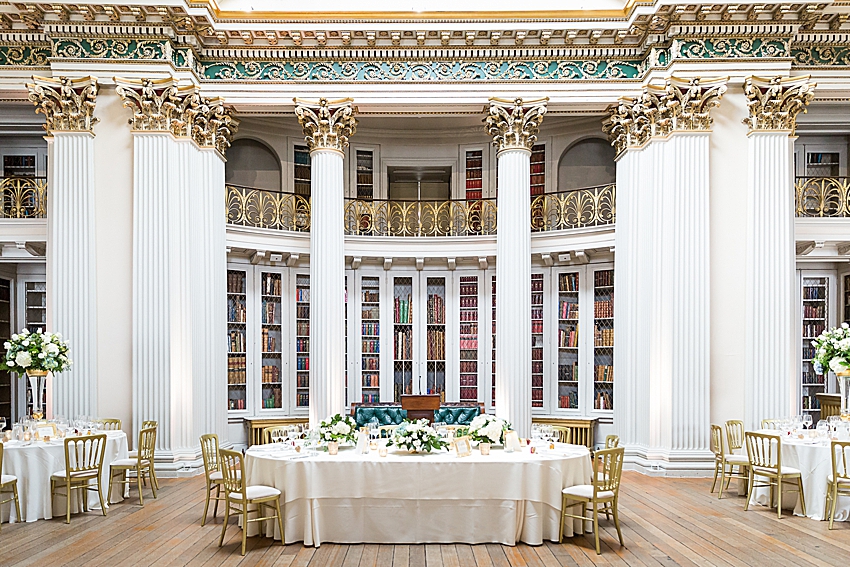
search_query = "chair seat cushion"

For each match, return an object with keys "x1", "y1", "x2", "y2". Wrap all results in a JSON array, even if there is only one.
[
  {"x1": 230, "y1": 485, "x2": 280, "y2": 501},
  {"x1": 827, "y1": 474, "x2": 850, "y2": 486},
  {"x1": 128, "y1": 450, "x2": 138, "y2": 458},
  {"x1": 111, "y1": 458, "x2": 150, "y2": 467},
  {"x1": 562, "y1": 484, "x2": 615, "y2": 500},
  {"x1": 724, "y1": 454, "x2": 749, "y2": 465},
  {"x1": 210, "y1": 470, "x2": 241, "y2": 482},
  {"x1": 1, "y1": 474, "x2": 17, "y2": 485},
  {"x1": 52, "y1": 469, "x2": 98, "y2": 479},
  {"x1": 752, "y1": 465, "x2": 801, "y2": 476}
]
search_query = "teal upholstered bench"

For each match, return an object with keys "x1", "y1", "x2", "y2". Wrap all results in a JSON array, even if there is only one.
[
  {"x1": 353, "y1": 405, "x2": 408, "y2": 428},
  {"x1": 433, "y1": 407, "x2": 480, "y2": 426},
  {"x1": 351, "y1": 403, "x2": 484, "y2": 428}
]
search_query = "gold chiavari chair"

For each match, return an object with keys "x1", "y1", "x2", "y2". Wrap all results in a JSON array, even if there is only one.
[
  {"x1": 710, "y1": 424, "x2": 749, "y2": 499},
  {"x1": 218, "y1": 448, "x2": 284, "y2": 556},
  {"x1": 0, "y1": 443, "x2": 22, "y2": 530},
  {"x1": 826, "y1": 440, "x2": 850, "y2": 529},
  {"x1": 128, "y1": 420, "x2": 159, "y2": 490},
  {"x1": 94, "y1": 418, "x2": 122, "y2": 431},
  {"x1": 50, "y1": 433, "x2": 108, "y2": 524},
  {"x1": 744, "y1": 431, "x2": 806, "y2": 519},
  {"x1": 552, "y1": 426, "x2": 572, "y2": 444},
  {"x1": 108, "y1": 426, "x2": 157, "y2": 506},
  {"x1": 761, "y1": 419, "x2": 780, "y2": 430},
  {"x1": 559, "y1": 447, "x2": 625, "y2": 555},
  {"x1": 263, "y1": 426, "x2": 291, "y2": 444},
  {"x1": 200, "y1": 433, "x2": 230, "y2": 526},
  {"x1": 605, "y1": 435, "x2": 620, "y2": 449}
]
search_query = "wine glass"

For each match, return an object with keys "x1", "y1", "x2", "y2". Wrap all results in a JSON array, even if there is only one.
[
  {"x1": 816, "y1": 420, "x2": 830, "y2": 437},
  {"x1": 803, "y1": 414, "x2": 813, "y2": 430},
  {"x1": 0, "y1": 416, "x2": 6, "y2": 431}
]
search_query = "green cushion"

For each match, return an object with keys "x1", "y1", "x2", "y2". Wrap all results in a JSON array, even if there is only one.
[
  {"x1": 434, "y1": 407, "x2": 479, "y2": 426},
  {"x1": 354, "y1": 406, "x2": 408, "y2": 428}
]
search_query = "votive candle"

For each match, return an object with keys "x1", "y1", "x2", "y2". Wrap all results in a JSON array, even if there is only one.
[
  {"x1": 479, "y1": 442, "x2": 491, "y2": 455},
  {"x1": 378, "y1": 447, "x2": 388, "y2": 457},
  {"x1": 23, "y1": 432, "x2": 31, "y2": 442}
]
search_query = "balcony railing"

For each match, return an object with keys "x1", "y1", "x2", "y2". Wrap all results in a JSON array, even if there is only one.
[
  {"x1": 344, "y1": 198, "x2": 498, "y2": 237},
  {"x1": 531, "y1": 184, "x2": 616, "y2": 232},
  {"x1": 0, "y1": 177, "x2": 47, "y2": 218},
  {"x1": 795, "y1": 177, "x2": 850, "y2": 217},
  {"x1": 227, "y1": 184, "x2": 310, "y2": 232}
]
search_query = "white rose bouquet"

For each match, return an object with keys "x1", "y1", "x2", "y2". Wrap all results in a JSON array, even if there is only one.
[
  {"x1": 0, "y1": 328, "x2": 71, "y2": 374},
  {"x1": 318, "y1": 413, "x2": 356, "y2": 444},
  {"x1": 466, "y1": 414, "x2": 511, "y2": 444},
  {"x1": 812, "y1": 323, "x2": 850, "y2": 376},
  {"x1": 388, "y1": 419, "x2": 448, "y2": 453}
]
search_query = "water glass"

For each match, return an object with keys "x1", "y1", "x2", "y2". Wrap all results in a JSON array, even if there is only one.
[
  {"x1": 0, "y1": 417, "x2": 6, "y2": 431},
  {"x1": 816, "y1": 420, "x2": 830, "y2": 437},
  {"x1": 803, "y1": 414, "x2": 813, "y2": 429}
]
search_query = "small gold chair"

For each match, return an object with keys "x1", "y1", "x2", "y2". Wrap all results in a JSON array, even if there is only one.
[
  {"x1": 826, "y1": 440, "x2": 850, "y2": 529},
  {"x1": 218, "y1": 448, "x2": 284, "y2": 556},
  {"x1": 94, "y1": 418, "x2": 122, "y2": 431},
  {"x1": 559, "y1": 447, "x2": 625, "y2": 555},
  {"x1": 552, "y1": 426, "x2": 572, "y2": 444},
  {"x1": 605, "y1": 435, "x2": 620, "y2": 449},
  {"x1": 744, "y1": 431, "x2": 806, "y2": 519},
  {"x1": 0, "y1": 443, "x2": 22, "y2": 530},
  {"x1": 379, "y1": 424, "x2": 399, "y2": 438},
  {"x1": 761, "y1": 419, "x2": 780, "y2": 430},
  {"x1": 128, "y1": 420, "x2": 159, "y2": 490},
  {"x1": 108, "y1": 426, "x2": 157, "y2": 506},
  {"x1": 200, "y1": 433, "x2": 230, "y2": 526},
  {"x1": 50, "y1": 434, "x2": 108, "y2": 524},
  {"x1": 263, "y1": 426, "x2": 291, "y2": 444},
  {"x1": 710, "y1": 424, "x2": 749, "y2": 499}
]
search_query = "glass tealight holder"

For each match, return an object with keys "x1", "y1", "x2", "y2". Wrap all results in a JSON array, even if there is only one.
[
  {"x1": 23, "y1": 431, "x2": 31, "y2": 442},
  {"x1": 328, "y1": 441, "x2": 339, "y2": 455},
  {"x1": 378, "y1": 446, "x2": 388, "y2": 457},
  {"x1": 370, "y1": 441, "x2": 378, "y2": 451},
  {"x1": 479, "y1": 442, "x2": 491, "y2": 455},
  {"x1": 3, "y1": 430, "x2": 10, "y2": 442}
]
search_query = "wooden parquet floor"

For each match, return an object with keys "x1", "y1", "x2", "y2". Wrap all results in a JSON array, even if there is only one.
[{"x1": 1, "y1": 472, "x2": 849, "y2": 567}]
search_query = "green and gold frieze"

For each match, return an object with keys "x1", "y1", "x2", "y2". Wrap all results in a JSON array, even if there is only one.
[
  {"x1": 52, "y1": 38, "x2": 169, "y2": 61},
  {"x1": 673, "y1": 37, "x2": 790, "y2": 60},
  {"x1": 0, "y1": 44, "x2": 51, "y2": 67},
  {"x1": 792, "y1": 44, "x2": 850, "y2": 67}
]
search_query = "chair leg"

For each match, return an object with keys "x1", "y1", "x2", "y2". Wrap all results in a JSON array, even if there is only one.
[
  {"x1": 107, "y1": 468, "x2": 115, "y2": 506},
  {"x1": 744, "y1": 470, "x2": 754, "y2": 511},
  {"x1": 213, "y1": 484, "x2": 221, "y2": 519},
  {"x1": 14, "y1": 483, "x2": 21, "y2": 522},
  {"x1": 218, "y1": 500, "x2": 230, "y2": 548},
  {"x1": 558, "y1": 495, "x2": 565, "y2": 543},
  {"x1": 718, "y1": 462, "x2": 727, "y2": 500},
  {"x1": 612, "y1": 497, "x2": 624, "y2": 548},
  {"x1": 711, "y1": 461, "x2": 719, "y2": 493},
  {"x1": 275, "y1": 499, "x2": 285, "y2": 545},
  {"x1": 66, "y1": 481, "x2": 72, "y2": 524},
  {"x1": 776, "y1": 476, "x2": 783, "y2": 519},
  {"x1": 829, "y1": 483, "x2": 839, "y2": 530},
  {"x1": 149, "y1": 467, "x2": 157, "y2": 499},
  {"x1": 797, "y1": 476, "x2": 806, "y2": 517},
  {"x1": 137, "y1": 467, "x2": 145, "y2": 506},
  {"x1": 241, "y1": 505, "x2": 248, "y2": 556},
  {"x1": 97, "y1": 478, "x2": 108, "y2": 517},
  {"x1": 202, "y1": 481, "x2": 212, "y2": 526},
  {"x1": 592, "y1": 503, "x2": 601, "y2": 555}
]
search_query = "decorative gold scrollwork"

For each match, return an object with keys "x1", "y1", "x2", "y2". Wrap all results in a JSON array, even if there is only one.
[
  {"x1": 343, "y1": 198, "x2": 497, "y2": 237},
  {"x1": 0, "y1": 177, "x2": 47, "y2": 218},
  {"x1": 795, "y1": 177, "x2": 850, "y2": 217},
  {"x1": 530, "y1": 184, "x2": 616, "y2": 232},
  {"x1": 26, "y1": 76, "x2": 98, "y2": 134},
  {"x1": 227, "y1": 185, "x2": 310, "y2": 231},
  {"x1": 743, "y1": 75, "x2": 816, "y2": 136}
]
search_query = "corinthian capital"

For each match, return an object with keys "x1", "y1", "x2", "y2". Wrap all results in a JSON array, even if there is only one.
[
  {"x1": 743, "y1": 75, "x2": 816, "y2": 136},
  {"x1": 27, "y1": 76, "x2": 99, "y2": 134},
  {"x1": 665, "y1": 76, "x2": 728, "y2": 132},
  {"x1": 486, "y1": 97, "x2": 547, "y2": 154},
  {"x1": 294, "y1": 98, "x2": 356, "y2": 154}
]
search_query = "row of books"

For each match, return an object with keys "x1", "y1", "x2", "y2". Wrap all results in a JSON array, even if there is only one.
[
  {"x1": 530, "y1": 163, "x2": 545, "y2": 174},
  {"x1": 801, "y1": 371, "x2": 825, "y2": 385},
  {"x1": 595, "y1": 365, "x2": 614, "y2": 382},
  {"x1": 227, "y1": 372, "x2": 246, "y2": 385},
  {"x1": 362, "y1": 290, "x2": 379, "y2": 302},
  {"x1": 802, "y1": 346, "x2": 817, "y2": 359},
  {"x1": 427, "y1": 294, "x2": 446, "y2": 324},
  {"x1": 262, "y1": 274, "x2": 281, "y2": 296},
  {"x1": 362, "y1": 356, "x2": 379, "y2": 370},
  {"x1": 261, "y1": 299, "x2": 278, "y2": 325},
  {"x1": 801, "y1": 395, "x2": 821, "y2": 410},
  {"x1": 427, "y1": 329, "x2": 446, "y2": 359},
  {"x1": 560, "y1": 272, "x2": 579, "y2": 291},
  {"x1": 460, "y1": 309, "x2": 478, "y2": 321},
  {"x1": 262, "y1": 392, "x2": 282, "y2": 409},
  {"x1": 294, "y1": 165, "x2": 311, "y2": 179},
  {"x1": 595, "y1": 328, "x2": 614, "y2": 347},
  {"x1": 296, "y1": 288, "x2": 310, "y2": 302},
  {"x1": 362, "y1": 339, "x2": 380, "y2": 353},
  {"x1": 532, "y1": 361, "x2": 544, "y2": 374},
  {"x1": 296, "y1": 356, "x2": 310, "y2": 370},
  {"x1": 362, "y1": 308, "x2": 379, "y2": 320},
  {"x1": 595, "y1": 300, "x2": 614, "y2": 318},
  {"x1": 465, "y1": 190, "x2": 482, "y2": 199},
  {"x1": 356, "y1": 173, "x2": 373, "y2": 184},
  {"x1": 228, "y1": 398, "x2": 246, "y2": 410},
  {"x1": 395, "y1": 329, "x2": 413, "y2": 360},
  {"x1": 296, "y1": 305, "x2": 310, "y2": 319},
  {"x1": 460, "y1": 375, "x2": 478, "y2": 387},
  {"x1": 362, "y1": 322, "x2": 379, "y2": 335},
  {"x1": 297, "y1": 374, "x2": 309, "y2": 387},
  {"x1": 559, "y1": 329, "x2": 579, "y2": 348},
  {"x1": 803, "y1": 287, "x2": 826, "y2": 299},
  {"x1": 362, "y1": 373, "x2": 379, "y2": 387},
  {"x1": 297, "y1": 321, "x2": 310, "y2": 336},
  {"x1": 262, "y1": 329, "x2": 281, "y2": 353},
  {"x1": 559, "y1": 393, "x2": 579, "y2": 409},
  {"x1": 530, "y1": 174, "x2": 545, "y2": 186},
  {"x1": 228, "y1": 330, "x2": 246, "y2": 353},
  {"x1": 261, "y1": 365, "x2": 280, "y2": 383},
  {"x1": 531, "y1": 277, "x2": 544, "y2": 292},
  {"x1": 466, "y1": 169, "x2": 482, "y2": 179},
  {"x1": 532, "y1": 389, "x2": 544, "y2": 401},
  {"x1": 227, "y1": 272, "x2": 245, "y2": 294},
  {"x1": 530, "y1": 186, "x2": 545, "y2": 196},
  {"x1": 459, "y1": 339, "x2": 478, "y2": 350},
  {"x1": 362, "y1": 392, "x2": 380, "y2": 403},
  {"x1": 803, "y1": 304, "x2": 826, "y2": 318},
  {"x1": 531, "y1": 320, "x2": 543, "y2": 333},
  {"x1": 595, "y1": 271, "x2": 613, "y2": 286},
  {"x1": 460, "y1": 284, "x2": 478, "y2": 296},
  {"x1": 394, "y1": 295, "x2": 413, "y2": 324},
  {"x1": 228, "y1": 298, "x2": 246, "y2": 323},
  {"x1": 803, "y1": 323, "x2": 825, "y2": 338},
  {"x1": 559, "y1": 301, "x2": 579, "y2": 319},
  {"x1": 459, "y1": 322, "x2": 477, "y2": 334},
  {"x1": 594, "y1": 392, "x2": 613, "y2": 410},
  {"x1": 296, "y1": 393, "x2": 309, "y2": 407},
  {"x1": 294, "y1": 148, "x2": 310, "y2": 165},
  {"x1": 559, "y1": 362, "x2": 579, "y2": 381},
  {"x1": 460, "y1": 387, "x2": 478, "y2": 402}
]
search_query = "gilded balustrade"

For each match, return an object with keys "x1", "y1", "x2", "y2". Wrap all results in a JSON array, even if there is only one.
[
  {"x1": 0, "y1": 177, "x2": 47, "y2": 218},
  {"x1": 227, "y1": 184, "x2": 311, "y2": 232},
  {"x1": 795, "y1": 177, "x2": 850, "y2": 217},
  {"x1": 530, "y1": 184, "x2": 616, "y2": 232},
  {"x1": 343, "y1": 198, "x2": 497, "y2": 237}
]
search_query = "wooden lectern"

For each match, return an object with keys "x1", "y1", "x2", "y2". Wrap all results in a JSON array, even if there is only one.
[{"x1": 401, "y1": 394, "x2": 441, "y2": 424}]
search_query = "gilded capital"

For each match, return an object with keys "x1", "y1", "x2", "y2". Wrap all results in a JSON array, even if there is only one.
[
  {"x1": 486, "y1": 97, "x2": 547, "y2": 154},
  {"x1": 27, "y1": 76, "x2": 99, "y2": 134},
  {"x1": 294, "y1": 98, "x2": 356, "y2": 154},
  {"x1": 664, "y1": 76, "x2": 728, "y2": 132},
  {"x1": 743, "y1": 75, "x2": 816, "y2": 136}
]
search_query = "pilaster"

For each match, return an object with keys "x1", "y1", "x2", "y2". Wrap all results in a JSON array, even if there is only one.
[{"x1": 294, "y1": 98, "x2": 355, "y2": 427}]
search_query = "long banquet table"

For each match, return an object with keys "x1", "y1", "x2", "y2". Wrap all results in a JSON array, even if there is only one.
[
  {"x1": 244, "y1": 441, "x2": 593, "y2": 546},
  {"x1": 0, "y1": 430, "x2": 129, "y2": 522}
]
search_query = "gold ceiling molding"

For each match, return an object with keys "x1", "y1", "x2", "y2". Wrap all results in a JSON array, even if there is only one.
[
  {"x1": 602, "y1": 75, "x2": 728, "y2": 154},
  {"x1": 293, "y1": 97, "x2": 356, "y2": 154},
  {"x1": 114, "y1": 76, "x2": 239, "y2": 155},
  {"x1": 486, "y1": 97, "x2": 548, "y2": 154},
  {"x1": 26, "y1": 75, "x2": 99, "y2": 134},
  {"x1": 743, "y1": 75, "x2": 817, "y2": 136}
]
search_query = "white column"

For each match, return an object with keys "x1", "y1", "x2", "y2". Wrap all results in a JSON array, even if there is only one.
[{"x1": 495, "y1": 147, "x2": 532, "y2": 437}]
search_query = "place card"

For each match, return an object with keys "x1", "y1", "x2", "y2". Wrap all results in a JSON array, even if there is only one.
[{"x1": 452, "y1": 436, "x2": 472, "y2": 458}]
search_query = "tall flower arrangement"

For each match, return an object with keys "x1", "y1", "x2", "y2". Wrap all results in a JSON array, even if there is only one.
[
  {"x1": 466, "y1": 414, "x2": 510, "y2": 444},
  {"x1": 318, "y1": 413, "x2": 357, "y2": 444},
  {"x1": 812, "y1": 323, "x2": 850, "y2": 376},
  {"x1": 388, "y1": 419, "x2": 448, "y2": 453},
  {"x1": 0, "y1": 329, "x2": 71, "y2": 374}
]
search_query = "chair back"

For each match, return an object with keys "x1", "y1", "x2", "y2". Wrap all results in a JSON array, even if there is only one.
[
  {"x1": 593, "y1": 447, "x2": 625, "y2": 495},
  {"x1": 263, "y1": 426, "x2": 290, "y2": 444},
  {"x1": 745, "y1": 431, "x2": 781, "y2": 471},
  {"x1": 831, "y1": 440, "x2": 850, "y2": 484},
  {"x1": 62, "y1": 434, "x2": 107, "y2": 479},
  {"x1": 200, "y1": 433, "x2": 220, "y2": 478},
  {"x1": 761, "y1": 419, "x2": 779, "y2": 430},
  {"x1": 379, "y1": 424, "x2": 399, "y2": 437},
  {"x1": 710, "y1": 424, "x2": 724, "y2": 458},
  {"x1": 552, "y1": 426, "x2": 572, "y2": 444},
  {"x1": 138, "y1": 427, "x2": 157, "y2": 463},
  {"x1": 725, "y1": 420, "x2": 744, "y2": 451},
  {"x1": 142, "y1": 420, "x2": 158, "y2": 430},
  {"x1": 219, "y1": 448, "x2": 245, "y2": 499},
  {"x1": 605, "y1": 434, "x2": 620, "y2": 449},
  {"x1": 95, "y1": 418, "x2": 122, "y2": 431}
]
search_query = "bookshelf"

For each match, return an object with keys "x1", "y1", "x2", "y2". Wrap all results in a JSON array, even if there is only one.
[
  {"x1": 805, "y1": 152, "x2": 840, "y2": 177},
  {"x1": 465, "y1": 150, "x2": 483, "y2": 200},
  {"x1": 227, "y1": 269, "x2": 248, "y2": 411},
  {"x1": 356, "y1": 150, "x2": 374, "y2": 200},
  {"x1": 361, "y1": 276, "x2": 381, "y2": 403},
  {"x1": 426, "y1": 277, "x2": 447, "y2": 400},
  {"x1": 294, "y1": 145, "x2": 311, "y2": 197},
  {"x1": 531, "y1": 273, "x2": 544, "y2": 408},
  {"x1": 593, "y1": 269, "x2": 614, "y2": 411},
  {"x1": 393, "y1": 276, "x2": 414, "y2": 402},
  {"x1": 844, "y1": 274, "x2": 850, "y2": 324},
  {"x1": 3, "y1": 155, "x2": 36, "y2": 177},
  {"x1": 25, "y1": 281, "x2": 46, "y2": 332},
  {"x1": 491, "y1": 275, "x2": 497, "y2": 408},
  {"x1": 0, "y1": 279, "x2": 10, "y2": 427},
  {"x1": 294, "y1": 274, "x2": 310, "y2": 408},
  {"x1": 459, "y1": 275, "x2": 479, "y2": 402},
  {"x1": 801, "y1": 276, "x2": 828, "y2": 418},
  {"x1": 259, "y1": 272, "x2": 283, "y2": 410},
  {"x1": 558, "y1": 271, "x2": 580, "y2": 409},
  {"x1": 345, "y1": 276, "x2": 348, "y2": 406},
  {"x1": 530, "y1": 144, "x2": 545, "y2": 196}
]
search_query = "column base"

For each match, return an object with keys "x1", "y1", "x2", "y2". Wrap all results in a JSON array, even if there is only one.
[{"x1": 623, "y1": 444, "x2": 716, "y2": 477}]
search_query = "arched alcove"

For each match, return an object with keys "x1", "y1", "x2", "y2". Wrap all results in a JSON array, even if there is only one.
[
  {"x1": 557, "y1": 138, "x2": 616, "y2": 191},
  {"x1": 224, "y1": 138, "x2": 282, "y2": 192}
]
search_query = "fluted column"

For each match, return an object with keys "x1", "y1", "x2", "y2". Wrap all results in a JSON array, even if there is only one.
[
  {"x1": 28, "y1": 76, "x2": 99, "y2": 419},
  {"x1": 743, "y1": 76, "x2": 816, "y2": 429},
  {"x1": 487, "y1": 97, "x2": 546, "y2": 438},
  {"x1": 295, "y1": 98, "x2": 356, "y2": 427}
]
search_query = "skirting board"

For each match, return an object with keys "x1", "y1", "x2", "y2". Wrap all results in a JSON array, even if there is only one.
[
  {"x1": 623, "y1": 444, "x2": 716, "y2": 478},
  {"x1": 147, "y1": 440, "x2": 235, "y2": 478}
]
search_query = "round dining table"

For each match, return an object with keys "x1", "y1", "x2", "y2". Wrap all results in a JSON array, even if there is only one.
[
  {"x1": 0, "y1": 430, "x2": 129, "y2": 523},
  {"x1": 244, "y1": 441, "x2": 594, "y2": 546}
]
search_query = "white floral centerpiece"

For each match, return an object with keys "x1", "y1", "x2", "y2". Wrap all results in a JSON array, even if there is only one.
[
  {"x1": 0, "y1": 328, "x2": 71, "y2": 418},
  {"x1": 812, "y1": 323, "x2": 850, "y2": 417},
  {"x1": 466, "y1": 414, "x2": 511, "y2": 445},
  {"x1": 388, "y1": 419, "x2": 448, "y2": 453},
  {"x1": 318, "y1": 413, "x2": 356, "y2": 445}
]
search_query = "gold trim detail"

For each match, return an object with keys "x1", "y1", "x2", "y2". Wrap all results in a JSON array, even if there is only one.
[
  {"x1": 227, "y1": 185, "x2": 310, "y2": 231},
  {"x1": 486, "y1": 97, "x2": 548, "y2": 154},
  {"x1": 26, "y1": 76, "x2": 98, "y2": 134},
  {"x1": 530, "y1": 184, "x2": 616, "y2": 232},
  {"x1": 343, "y1": 198, "x2": 497, "y2": 237},
  {"x1": 743, "y1": 75, "x2": 816, "y2": 136},
  {"x1": 294, "y1": 97, "x2": 356, "y2": 154},
  {"x1": 795, "y1": 177, "x2": 850, "y2": 218},
  {"x1": 0, "y1": 177, "x2": 47, "y2": 218}
]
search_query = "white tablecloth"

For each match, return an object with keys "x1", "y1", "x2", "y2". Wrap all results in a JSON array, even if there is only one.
[
  {"x1": 244, "y1": 442, "x2": 593, "y2": 546},
  {"x1": 0, "y1": 431, "x2": 129, "y2": 522},
  {"x1": 748, "y1": 431, "x2": 849, "y2": 522}
]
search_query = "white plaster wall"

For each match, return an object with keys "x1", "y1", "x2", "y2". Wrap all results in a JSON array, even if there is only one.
[
  {"x1": 92, "y1": 88, "x2": 134, "y2": 443},
  {"x1": 709, "y1": 85, "x2": 749, "y2": 428}
]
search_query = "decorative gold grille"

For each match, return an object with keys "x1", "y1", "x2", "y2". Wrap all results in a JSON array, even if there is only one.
[
  {"x1": 795, "y1": 177, "x2": 850, "y2": 218},
  {"x1": 344, "y1": 198, "x2": 498, "y2": 237},
  {"x1": 0, "y1": 177, "x2": 47, "y2": 218},
  {"x1": 530, "y1": 184, "x2": 616, "y2": 232},
  {"x1": 226, "y1": 184, "x2": 311, "y2": 232}
]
